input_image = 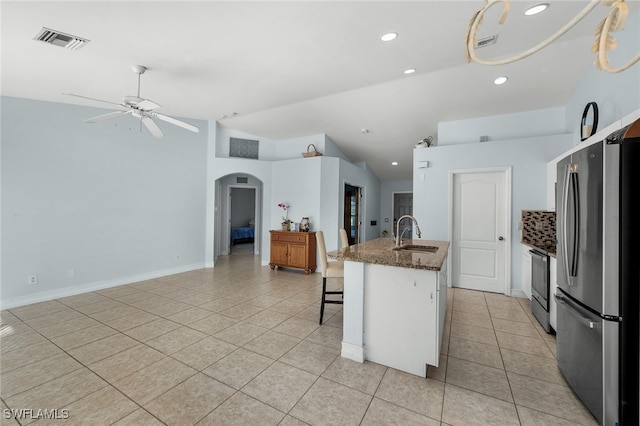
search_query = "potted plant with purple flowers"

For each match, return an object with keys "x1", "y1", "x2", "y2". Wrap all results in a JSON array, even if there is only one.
[{"x1": 278, "y1": 202, "x2": 291, "y2": 231}]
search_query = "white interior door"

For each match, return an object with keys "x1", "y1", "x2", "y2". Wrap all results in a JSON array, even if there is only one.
[
  {"x1": 451, "y1": 169, "x2": 510, "y2": 294},
  {"x1": 393, "y1": 192, "x2": 413, "y2": 238}
]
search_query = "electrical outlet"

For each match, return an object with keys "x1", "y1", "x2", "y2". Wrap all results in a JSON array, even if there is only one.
[{"x1": 28, "y1": 275, "x2": 38, "y2": 285}]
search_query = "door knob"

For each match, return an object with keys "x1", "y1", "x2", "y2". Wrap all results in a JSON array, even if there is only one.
[{"x1": 498, "y1": 236, "x2": 504, "y2": 241}]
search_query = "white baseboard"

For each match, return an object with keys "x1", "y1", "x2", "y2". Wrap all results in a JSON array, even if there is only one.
[
  {"x1": 509, "y1": 289, "x2": 528, "y2": 299},
  {"x1": 0, "y1": 262, "x2": 206, "y2": 310},
  {"x1": 341, "y1": 341, "x2": 365, "y2": 363}
]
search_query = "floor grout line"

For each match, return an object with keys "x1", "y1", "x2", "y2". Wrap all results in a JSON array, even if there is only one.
[{"x1": 2, "y1": 258, "x2": 596, "y2": 425}]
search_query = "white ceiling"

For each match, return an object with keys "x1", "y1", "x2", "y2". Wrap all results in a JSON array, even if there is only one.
[{"x1": 2, "y1": 1, "x2": 637, "y2": 180}]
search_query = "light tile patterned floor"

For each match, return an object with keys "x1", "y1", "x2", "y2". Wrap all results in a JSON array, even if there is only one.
[{"x1": 0, "y1": 251, "x2": 597, "y2": 425}]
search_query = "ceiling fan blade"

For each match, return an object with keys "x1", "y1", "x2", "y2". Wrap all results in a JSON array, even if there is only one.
[
  {"x1": 84, "y1": 110, "x2": 130, "y2": 123},
  {"x1": 152, "y1": 113, "x2": 200, "y2": 133},
  {"x1": 137, "y1": 99, "x2": 160, "y2": 111},
  {"x1": 141, "y1": 116, "x2": 164, "y2": 138},
  {"x1": 63, "y1": 93, "x2": 123, "y2": 107}
]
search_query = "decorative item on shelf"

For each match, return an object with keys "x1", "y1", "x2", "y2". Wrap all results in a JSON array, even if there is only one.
[
  {"x1": 580, "y1": 101, "x2": 599, "y2": 141},
  {"x1": 302, "y1": 144, "x2": 323, "y2": 158},
  {"x1": 415, "y1": 136, "x2": 433, "y2": 148},
  {"x1": 278, "y1": 202, "x2": 292, "y2": 231},
  {"x1": 300, "y1": 217, "x2": 310, "y2": 232}
]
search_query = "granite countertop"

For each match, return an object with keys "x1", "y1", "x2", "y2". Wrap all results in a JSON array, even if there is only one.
[
  {"x1": 327, "y1": 238, "x2": 449, "y2": 271},
  {"x1": 522, "y1": 241, "x2": 557, "y2": 258}
]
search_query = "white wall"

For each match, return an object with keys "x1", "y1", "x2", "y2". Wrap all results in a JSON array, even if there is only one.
[
  {"x1": 272, "y1": 157, "x2": 322, "y2": 231},
  {"x1": 207, "y1": 122, "x2": 381, "y2": 267},
  {"x1": 565, "y1": 11, "x2": 640, "y2": 144},
  {"x1": 319, "y1": 157, "x2": 342, "y2": 251},
  {"x1": 380, "y1": 180, "x2": 413, "y2": 238},
  {"x1": 324, "y1": 135, "x2": 352, "y2": 163},
  {"x1": 438, "y1": 107, "x2": 567, "y2": 145},
  {"x1": 269, "y1": 134, "x2": 325, "y2": 161},
  {"x1": 206, "y1": 123, "x2": 274, "y2": 266},
  {"x1": 1, "y1": 97, "x2": 208, "y2": 308},
  {"x1": 413, "y1": 133, "x2": 572, "y2": 294}
]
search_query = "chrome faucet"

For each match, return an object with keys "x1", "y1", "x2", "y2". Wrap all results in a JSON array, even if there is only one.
[
  {"x1": 395, "y1": 215, "x2": 422, "y2": 247},
  {"x1": 399, "y1": 227, "x2": 411, "y2": 245}
]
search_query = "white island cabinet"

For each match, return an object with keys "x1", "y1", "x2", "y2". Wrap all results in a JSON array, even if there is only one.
[
  {"x1": 365, "y1": 262, "x2": 447, "y2": 376},
  {"x1": 328, "y1": 238, "x2": 449, "y2": 378}
]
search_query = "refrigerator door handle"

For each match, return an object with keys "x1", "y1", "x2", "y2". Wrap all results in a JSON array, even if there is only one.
[
  {"x1": 555, "y1": 293, "x2": 600, "y2": 330},
  {"x1": 562, "y1": 164, "x2": 572, "y2": 283},
  {"x1": 562, "y1": 163, "x2": 580, "y2": 282},
  {"x1": 569, "y1": 167, "x2": 580, "y2": 277}
]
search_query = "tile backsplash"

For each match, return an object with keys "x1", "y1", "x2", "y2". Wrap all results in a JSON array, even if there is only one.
[{"x1": 521, "y1": 210, "x2": 556, "y2": 251}]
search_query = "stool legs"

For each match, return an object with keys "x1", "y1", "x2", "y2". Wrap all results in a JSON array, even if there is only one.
[{"x1": 319, "y1": 277, "x2": 343, "y2": 325}]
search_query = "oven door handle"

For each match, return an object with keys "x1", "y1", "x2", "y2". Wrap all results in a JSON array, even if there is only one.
[{"x1": 555, "y1": 293, "x2": 600, "y2": 330}]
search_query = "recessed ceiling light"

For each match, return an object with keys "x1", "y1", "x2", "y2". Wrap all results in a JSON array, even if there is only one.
[
  {"x1": 525, "y1": 3, "x2": 548, "y2": 16},
  {"x1": 404, "y1": 68, "x2": 416, "y2": 74},
  {"x1": 494, "y1": 76, "x2": 508, "y2": 85},
  {"x1": 392, "y1": 161, "x2": 398, "y2": 166},
  {"x1": 380, "y1": 32, "x2": 398, "y2": 42}
]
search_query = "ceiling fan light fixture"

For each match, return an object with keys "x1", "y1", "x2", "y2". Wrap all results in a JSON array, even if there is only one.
[
  {"x1": 525, "y1": 3, "x2": 549, "y2": 16},
  {"x1": 380, "y1": 32, "x2": 397, "y2": 42},
  {"x1": 131, "y1": 65, "x2": 147, "y2": 74},
  {"x1": 64, "y1": 65, "x2": 199, "y2": 138}
]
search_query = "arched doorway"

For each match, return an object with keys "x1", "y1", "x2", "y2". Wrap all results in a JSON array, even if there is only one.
[{"x1": 213, "y1": 173, "x2": 263, "y2": 263}]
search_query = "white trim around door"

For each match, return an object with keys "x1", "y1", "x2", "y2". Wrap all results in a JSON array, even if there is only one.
[{"x1": 448, "y1": 167, "x2": 512, "y2": 295}]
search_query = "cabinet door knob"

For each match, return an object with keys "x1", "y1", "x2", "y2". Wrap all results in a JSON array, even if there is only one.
[{"x1": 498, "y1": 236, "x2": 504, "y2": 241}]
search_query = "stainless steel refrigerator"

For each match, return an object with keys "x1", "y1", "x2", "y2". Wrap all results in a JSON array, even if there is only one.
[{"x1": 556, "y1": 119, "x2": 639, "y2": 425}]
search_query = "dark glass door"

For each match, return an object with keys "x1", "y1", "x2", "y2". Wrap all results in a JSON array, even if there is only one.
[{"x1": 343, "y1": 184, "x2": 361, "y2": 245}]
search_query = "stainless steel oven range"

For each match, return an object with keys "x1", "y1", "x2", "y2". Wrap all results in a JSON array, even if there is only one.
[{"x1": 529, "y1": 249, "x2": 552, "y2": 334}]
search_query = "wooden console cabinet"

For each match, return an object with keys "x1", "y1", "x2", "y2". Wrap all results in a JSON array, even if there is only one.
[{"x1": 269, "y1": 231, "x2": 317, "y2": 274}]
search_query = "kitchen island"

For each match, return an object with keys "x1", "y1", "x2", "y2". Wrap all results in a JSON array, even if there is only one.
[{"x1": 328, "y1": 238, "x2": 449, "y2": 377}]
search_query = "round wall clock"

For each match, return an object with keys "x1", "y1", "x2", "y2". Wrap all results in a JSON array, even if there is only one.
[{"x1": 580, "y1": 102, "x2": 599, "y2": 141}]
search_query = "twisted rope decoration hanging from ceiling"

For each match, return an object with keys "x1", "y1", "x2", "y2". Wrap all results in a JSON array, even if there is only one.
[{"x1": 464, "y1": 0, "x2": 639, "y2": 73}]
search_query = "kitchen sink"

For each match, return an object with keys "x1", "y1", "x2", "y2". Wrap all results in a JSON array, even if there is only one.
[{"x1": 392, "y1": 245, "x2": 439, "y2": 253}]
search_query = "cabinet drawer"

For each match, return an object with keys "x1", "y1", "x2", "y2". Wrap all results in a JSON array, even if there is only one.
[{"x1": 271, "y1": 232, "x2": 308, "y2": 243}]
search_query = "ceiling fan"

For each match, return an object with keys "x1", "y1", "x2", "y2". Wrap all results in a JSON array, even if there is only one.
[{"x1": 64, "y1": 65, "x2": 199, "y2": 138}]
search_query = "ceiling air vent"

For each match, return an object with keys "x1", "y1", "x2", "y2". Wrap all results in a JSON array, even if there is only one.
[
  {"x1": 33, "y1": 27, "x2": 89, "y2": 50},
  {"x1": 476, "y1": 34, "x2": 498, "y2": 48}
]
